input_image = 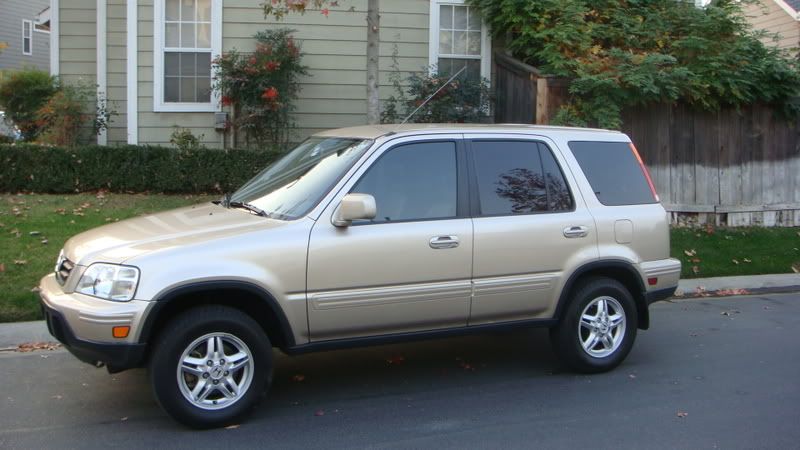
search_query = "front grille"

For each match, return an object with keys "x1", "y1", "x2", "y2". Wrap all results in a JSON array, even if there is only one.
[{"x1": 55, "y1": 257, "x2": 74, "y2": 285}]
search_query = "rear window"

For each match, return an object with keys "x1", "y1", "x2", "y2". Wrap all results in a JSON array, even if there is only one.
[{"x1": 568, "y1": 141, "x2": 656, "y2": 206}]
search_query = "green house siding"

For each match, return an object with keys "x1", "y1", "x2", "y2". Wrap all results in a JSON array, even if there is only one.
[{"x1": 57, "y1": 0, "x2": 432, "y2": 148}]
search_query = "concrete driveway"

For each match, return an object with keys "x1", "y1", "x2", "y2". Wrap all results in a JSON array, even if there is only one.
[{"x1": 1, "y1": 293, "x2": 798, "y2": 449}]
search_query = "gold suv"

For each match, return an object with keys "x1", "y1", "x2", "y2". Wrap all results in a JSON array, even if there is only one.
[{"x1": 39, "y1": 124, "x2": 680, "y2": 428}]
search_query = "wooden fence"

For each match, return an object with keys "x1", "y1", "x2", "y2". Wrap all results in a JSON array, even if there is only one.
[{"x1": 493, "y1": 54, "x2": 800, "y2": 226}]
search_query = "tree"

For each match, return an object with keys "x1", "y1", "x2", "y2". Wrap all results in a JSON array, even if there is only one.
[
  {"x1": 468, "y1": 0, "x2": 800, "y2": 128},
  {"x1": 263, "y1": 0, "x2": 381, "y2": 124}
]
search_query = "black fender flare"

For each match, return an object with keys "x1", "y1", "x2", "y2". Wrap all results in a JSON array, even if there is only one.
[
  {"x1": 554, "y1": 260, "x2": 650, "y2": 330},
  {"x1": 138, "y1": 280, "x2": 296, "y2": 347}
]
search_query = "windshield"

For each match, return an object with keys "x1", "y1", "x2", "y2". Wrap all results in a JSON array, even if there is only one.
[{"x1": 229, "y1": 137, "x2": 373, "y2": 220}]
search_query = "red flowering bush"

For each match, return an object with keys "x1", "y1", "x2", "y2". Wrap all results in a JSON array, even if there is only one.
[{"x1": 213, "y1": 29, "x2": 307, "y2": 147}]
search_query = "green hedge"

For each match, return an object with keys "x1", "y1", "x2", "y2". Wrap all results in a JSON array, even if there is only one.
[{"x1": 0, "y1": 144, "x2": 285, "y2": 194}]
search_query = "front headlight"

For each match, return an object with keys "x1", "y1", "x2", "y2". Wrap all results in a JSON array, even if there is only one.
[{"x1": 76, "y1": 263, "x2": 140, "y2": 302}]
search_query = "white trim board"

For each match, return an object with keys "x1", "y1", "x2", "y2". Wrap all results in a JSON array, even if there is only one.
[
  {"x1": 773, "y1": 0, "x2": 800, "y2": 20},
  {"x1": 49, "y1": 0, "x2": 59, "y2": 76},
  {"x1": 152, "y1": 0, "x2": 222, "y2": 113},
  {"x1": 127, "y1": 0, "x2": 138, "y2": 144},
  {"x1": 96, "y1": 0, "x2": 107, "y2": 146}
]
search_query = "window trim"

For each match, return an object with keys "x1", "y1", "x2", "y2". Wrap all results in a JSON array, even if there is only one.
[
  {"x1": 153, "y1": 0, "x2": 222, "y2": 112},
  {"x1": 347, "y1": 139, "x2": 469, "y2": 226},
  {"x1": 22, "y1": 20, "x2": 33, "y2": 56},
  {"x1": 466, "y1": 138, "x2": 577, "y2": 218},
  {"x1": 428, "y1": 0, "x2": 491, "y2": 81}
]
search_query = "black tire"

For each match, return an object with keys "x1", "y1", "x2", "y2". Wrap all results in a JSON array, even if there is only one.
[
  {"x1": 149, "y1": 305, "x2": 273, "y2": 429},
  {"x1": 549, "y1": 277, "x2": 638, "y2": 374}
]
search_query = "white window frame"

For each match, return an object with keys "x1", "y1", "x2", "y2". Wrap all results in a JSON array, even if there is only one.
[
  {"x1": 428, "y1": 0, "x2": 491, "y2": 81},
  {"x1": 22, "y1": 20, "x2": 33, "y2": 56},
  {"x1": 153, "y1": 0, "x2": 222, "y2": 112}
]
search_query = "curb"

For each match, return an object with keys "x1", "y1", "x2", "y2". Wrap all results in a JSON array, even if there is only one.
[{"x1": 673, "y1": 284, "x2": 800, "y2": 299}]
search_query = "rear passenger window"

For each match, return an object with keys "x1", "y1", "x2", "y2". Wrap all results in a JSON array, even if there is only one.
[
  {"x1": 472, "y1": 140, "x2": 573, "y2": 216},
  {"x1": 568, "y1": 141, "x2": 657, "y2": 206}
]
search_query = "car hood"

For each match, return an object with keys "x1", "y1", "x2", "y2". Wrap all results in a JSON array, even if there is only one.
[{"x1": 63, "y1": 203, "x2": 280, "y2": 265}]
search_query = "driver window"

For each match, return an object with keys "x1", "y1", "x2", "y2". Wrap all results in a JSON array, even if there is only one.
[{"x1": 351, "y1": 141, "x2": 457, "y2": 223}]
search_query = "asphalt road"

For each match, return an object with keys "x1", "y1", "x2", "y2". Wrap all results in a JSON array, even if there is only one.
[{"x1": 1, "y1": 293, "x2": 799, "y2": 449}]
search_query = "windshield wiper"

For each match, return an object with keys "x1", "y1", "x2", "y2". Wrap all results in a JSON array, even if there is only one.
[{"x1": 228, "y1": 201, "x2": 268, "y2": 217}]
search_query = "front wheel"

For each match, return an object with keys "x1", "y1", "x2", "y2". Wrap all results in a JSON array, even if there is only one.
[
  {"x1": 149, "y1": 306, "x2": 273, "y2": 428},
  {"x1": 550, "y1": 277, "x2": 638, "y2": 373}
]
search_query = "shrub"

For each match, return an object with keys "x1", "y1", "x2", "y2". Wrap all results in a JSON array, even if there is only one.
[
  {"x1": 0, "y1": 70, "x2": 58, "y2": 140},
  {"x1": 170, "y1": 127, "x2": 206, "y2": 152},
  {"x1": 0, "y1": 144, "x2": 284, "y2": 194},
  {"x1": 382, "y1": 68, "x2": 492, "y2": 124},
  {"x1": 36, "y1": 82, "x2": 112, "y2": 147},
  {"x1": 468, "y1": 0, "x2": 800, "y2": 128},
  {"x1": 213, "y1": 29, "x2": 308, "y2": 147}
]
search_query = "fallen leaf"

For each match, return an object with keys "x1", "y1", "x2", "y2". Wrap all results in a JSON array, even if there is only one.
[
  {"x1": 743, "y1": 258, "x2": 751, "y2": 263},
  {"x1": 13, "y1": 260, "x2": 27, "y2": 265},
  {"x1": 691, "y1": 265, "x2": 700, "y2": 275},
  {"x1": 683, "y1": 249, "x2": 697, "y2": 257},
  {"x1": 792, "y1": 263, "x2": 799, "y2": 273},
  {"x1": 314, "y1": 410, "x2": 325, "y2": 416},
  {"x1": 732, "y1": 259, "x2": 739, "y2": 265},
  {"x1": 29, "y1": 231, "x2": 41, "y2": 236},
  {"x1": 677, "y1": 411, "x2": 688, "y2": 418},
  {"x1": 690, "y1": 258, "x2": 701, "y2": 263},
  {"x1": 121, "y1": 417, "x2": 129, "y2": 422},
  {"x1": 224, "y1": 424, "x2": 240, "y2": 429},
  {"x1": 16, "y1": 341, "x2": 61, "y2": 352},
  {"x1": 41, "y1": 239, "x2": 48, "y2": 245},
  {"x1": 0, "y1": 263, "x2": 4, "y2": 273},
  {"x1": 51, "y1": 395, "x2": 63, "y2": 400},
  {"x1": 291, "y1": 374, "x2": 305, "y2": 382},
  {"x1": 628, "y1": 374, "x2": 637, "y2": 379}
]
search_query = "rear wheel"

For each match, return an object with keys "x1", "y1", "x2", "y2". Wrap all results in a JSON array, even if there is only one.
[
  {"x1": 149, "y1": 306, "x2": 272, "y2": 428},
  {"x1": 550, "y1": 277, "x2": 637, "y2": 373}
]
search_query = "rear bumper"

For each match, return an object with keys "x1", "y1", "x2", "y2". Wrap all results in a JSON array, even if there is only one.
[
  {"x1": 645, "y1": 286, "x2": 677, "y2": 305},
  {"x1": 42, "y1": 303, "x2": 146, "y2": 371}
]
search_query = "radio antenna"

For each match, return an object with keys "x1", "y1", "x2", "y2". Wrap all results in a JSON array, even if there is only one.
[{"x1": 400, "y1": 65, "x2": 467, "y2": 125}]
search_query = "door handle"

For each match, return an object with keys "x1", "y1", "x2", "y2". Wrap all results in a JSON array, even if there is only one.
[
  {"x1": 563, "y1": 226, "x2": 589, "y2": 238},
  {"x1": 429, "y1": 235, "x2": 460, "y2": 249}
]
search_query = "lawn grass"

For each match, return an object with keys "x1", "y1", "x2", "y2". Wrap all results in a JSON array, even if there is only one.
[
  {"x1": 1, "y1": 193, "x2": 798, "y2": 323},
  {"x1": 670, "y1": 226, "x2": 800, "y2": 279},
  {"x1": 0, "y1": 193, "x2": 213, "y2": 323}
]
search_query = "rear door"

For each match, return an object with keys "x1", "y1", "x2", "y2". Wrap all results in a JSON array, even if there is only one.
[{"x1": 467, "y1": 135, "x2": 598, "y2": 325}]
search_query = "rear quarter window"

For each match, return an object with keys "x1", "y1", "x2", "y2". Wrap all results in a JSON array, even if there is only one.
[{"x1": 568, "y1": 141, "x2": 656, "y2": 206}]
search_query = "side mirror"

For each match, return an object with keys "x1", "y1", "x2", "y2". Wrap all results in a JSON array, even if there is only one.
[{"x1": 332, "y1": 193, "x2": 377, "y2": 227}]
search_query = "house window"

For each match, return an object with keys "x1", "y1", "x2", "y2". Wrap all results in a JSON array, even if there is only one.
[
  {"x1": 429, "y1": 0, "x2": 490, "y2": 81},
  {"x1": 154, "y1": 0, "x2": 221, "y2": 112},
  {"x1": 22, "y1": 20, "x2": 32, "y2": 56}
]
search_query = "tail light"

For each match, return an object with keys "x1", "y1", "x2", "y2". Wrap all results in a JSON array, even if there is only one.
[{"x1": 629, "y1": 143, "x2": 659, "y2": 202}]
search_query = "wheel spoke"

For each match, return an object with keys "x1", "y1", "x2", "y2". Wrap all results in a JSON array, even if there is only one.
[
  {"x1": 205, "y1": 337, "x2": 215, "y2": 360},
  {"x1": 218, "y1": 381, "x2": 235, "y2": 399},
  {"x1": 580, "y1": 314, "x2": 595, "y2": 329},
  {"x1": 225, "y1": 376, "x2": 240, "y2": 396},
  {"x1": 181, "y1": 358, "x2": 205, "y2": 377},
  {"x1": 192, "y1": 379, "x2": 213, "y2": 401},
  {"x1": 596, "y1": 298, "x2": 607, "y2": 316},
  {"x1": 228, "y1": 351, "x2": 250, "y2": 372},
  {"x1": 609, "y1": 313, "x2": 624, "y2": 328},
  {"x1": 601, "y1": 334, "x2": 614, "y2": 350},
  {"x1": 215, "y1": 336, "x2": 225, "y2": 358},
  {"x1": 583, "y1": 332, "x2": 600, "y2": 351}
]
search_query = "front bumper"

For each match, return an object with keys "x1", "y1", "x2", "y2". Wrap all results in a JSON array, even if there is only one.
[{"x1": 39, "y1": 273, "x2": 151, "y2": 371}]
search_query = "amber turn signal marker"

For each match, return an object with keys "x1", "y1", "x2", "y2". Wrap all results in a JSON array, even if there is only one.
[{"x1": 112, "y1": 326, "x2": 130, "y2": 338}]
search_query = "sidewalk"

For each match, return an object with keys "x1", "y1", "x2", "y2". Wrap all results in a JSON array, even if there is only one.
[{"x1": 1, "y1": 273, "x2": 798, "y2": 348}]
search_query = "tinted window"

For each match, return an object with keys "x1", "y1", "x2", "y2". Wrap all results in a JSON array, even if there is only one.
[
  {"x1": 472, "y1": 141, "x2": 573, "y2": 215},
  {"x1": 568, "y1": 141, "x2": 656, "y2": 206},
  {"x1": 351, "y1": 141, "x2": 457, "y2": 223}
]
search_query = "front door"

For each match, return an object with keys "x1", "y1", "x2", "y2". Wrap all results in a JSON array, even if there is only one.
[{"x1": 306, "y1": 138, "x2": 472, "y2": 341}]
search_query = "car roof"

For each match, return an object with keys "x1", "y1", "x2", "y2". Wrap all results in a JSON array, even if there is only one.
[{"x1": 313, "y1": 123, "x2": 625, "y2": 140}]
